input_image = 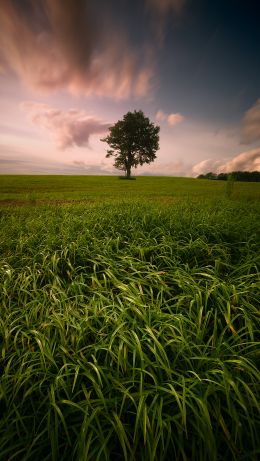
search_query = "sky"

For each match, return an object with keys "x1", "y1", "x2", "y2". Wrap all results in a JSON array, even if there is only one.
[{"x1": 0, "y1": 0, "x2": 259, "y2": 176}]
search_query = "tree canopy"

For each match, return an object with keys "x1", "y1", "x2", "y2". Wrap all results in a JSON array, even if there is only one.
[
  {"x1": 197, "y1": 171, "x2": 260, "y2": 182},
  {"x1": 101, "y1": 110, "x2": 160, "y2": 178}
]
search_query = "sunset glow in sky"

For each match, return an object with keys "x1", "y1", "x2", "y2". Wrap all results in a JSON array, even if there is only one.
[{"x1": 0, "y1": 0, "x2": 259, "y2": 176}]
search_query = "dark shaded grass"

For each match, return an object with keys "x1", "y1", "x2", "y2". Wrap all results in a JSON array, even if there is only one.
[{"x1": 0, "y1": 199, "x2": 259, "y2": 460}]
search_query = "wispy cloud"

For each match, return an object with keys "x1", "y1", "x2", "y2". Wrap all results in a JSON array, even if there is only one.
[
  {"x1": 191, "y1": 158, "x2": 225, "y2": 176},
  {"x1": 155, "y1": 110, "x2": 167, "y2": 122},
  {"x1": 0, "y1": 0, "x2": 153, "y2": 99},
  {"x1": 146, "y1": 0, "x2": 186, "y2": 15},
  {"x1": 0, "y1": 145, "x2": 115, "y2": 175},
  {"x1": 219, "y1": 147, "x2": 260, "y2": 173},
  {"x1": 156, "y1": 110, "x2": 184, "y2": 126},
  {"x1": 167, "y1": 113, "x2": 184, "y2": 126},
  {"x1": 241, "y1": 99, "x2": 260, "y2": 144},
  {"x1": 72, "y1": 160, "x2": 115, "y2": 175},
  {"x1": 139, "y1": 159, "x2": 187, "y2": 176},
  {"x1": 191, "y1": 147, "x2": 260, "y2": 176},
  {"x1": 146, "y1": 0, "x2": 186, "y2": 41},
  {"x1": 21, "y1": 102, "x2": 109, "y2": 150}
]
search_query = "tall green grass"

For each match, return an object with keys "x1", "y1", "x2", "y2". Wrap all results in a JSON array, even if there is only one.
[{"x1": 0, "y1": 198, "x2": 259, "y2": 460}]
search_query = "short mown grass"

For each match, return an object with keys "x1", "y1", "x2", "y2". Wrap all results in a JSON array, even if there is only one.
[
  {"x1": 0, "y1": 182, "x2": 259, "y2": 460},
  {"x1": 0, "y1": 175, "x2": 259, "y2": 203}
]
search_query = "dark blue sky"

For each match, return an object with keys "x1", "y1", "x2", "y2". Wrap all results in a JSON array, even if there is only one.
[{"x1": 154, "y1": 0, "x2": 260, "y2": 122}]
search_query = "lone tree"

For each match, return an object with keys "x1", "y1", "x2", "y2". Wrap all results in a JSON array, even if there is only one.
[{"x1": 101, "y1": 110, "x2": 160, "y2": 178}]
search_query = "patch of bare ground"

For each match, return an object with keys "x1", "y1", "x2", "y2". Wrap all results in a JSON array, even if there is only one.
[{"x1": 0, "y1": 199, "x2": 95, "y2": 207}]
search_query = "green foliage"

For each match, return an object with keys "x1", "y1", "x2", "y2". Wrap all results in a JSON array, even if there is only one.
[
  {"x1": 197, "y1": 171, "x2": 217, "y2": 180},
  {"x1": 101, "y1": 110, "x2": 160, "y2": 177},
  {"x1": 0, "y1": 190, "x2": 259, "y2": 460},
  {"x1": 198, "y1": 171, "x2": 260, "y2": 182}
]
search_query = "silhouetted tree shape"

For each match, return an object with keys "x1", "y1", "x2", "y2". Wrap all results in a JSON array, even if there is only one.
[
  {"x1": 101, "y1": 110, "x2": 160, "y2": 178},
  {"x1": 197, "y1": 171, "x2": 260, "y2": 182}
]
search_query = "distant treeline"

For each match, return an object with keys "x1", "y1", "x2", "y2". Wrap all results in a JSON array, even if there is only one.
[{"x1": 197, "y1": 171, "x2": 260, "y2": 182}]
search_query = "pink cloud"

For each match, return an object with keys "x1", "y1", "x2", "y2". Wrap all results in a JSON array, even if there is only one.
[
  {"x1": 156, "y1": 110, "x2": 167, "y2": 122},
  {"x1": 191, "y1": 158, "x2": 221, "y2": 176},
  {"x1": 139, "y1": 159, "x2": 186, "y2": 176},
  {"x1": 167, "y1": 113, "x2": 184, "y2": 126},
  {"x1": 156, "y1": 110, "x2": 184, "y2": 126},
  {"x1": 241, "y1": 99, "x2": 260, "y2": 144},
  {"x1": 21, "y1": 102, "x2": 110, "y2": 150},
  {"x1": 218, "y1": 147, "x2": 260, "y2": 173},
  {"x1": 0, "y1": 0, "x2": 153, "y2": 99},
  {"x1": 191, "y1": 147, "x2": 260, "y2": 176}
]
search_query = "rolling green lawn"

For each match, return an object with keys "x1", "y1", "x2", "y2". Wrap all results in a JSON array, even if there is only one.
[
  {"x1": 0, "y1": 174, "x2": 260, "y2": 203},
  {"x1": 0, "y1": 176, "x2": 259, "y2": 460}
]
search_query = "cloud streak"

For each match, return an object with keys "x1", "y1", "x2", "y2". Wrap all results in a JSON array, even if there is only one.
[
  {"x1": 191, "y1": 147, "x2": 260, "y2": 176},
  {"x1": 146, "y1": 0, "x2": 186, "y2": 40},
  {"x1": 146, "y1": 0, "x2": 186, "y2": 15},
  {"x1": 241, "y1": 99, "x2": 260, "y2": 144},
  {"x1": 219, "y1": 147, "x2": 260, "y2": 173},
  {"x1": 0, "y1": 0, "x2": 154, "y2": 98},
  {"x1": 0, "y1": 150, "x2": 114, "y2": 175},
  {"x1": 22, "y1": 102, "x2": 109, "y2": 150}
]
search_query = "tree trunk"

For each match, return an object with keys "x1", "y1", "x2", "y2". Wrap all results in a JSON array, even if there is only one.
[{"x1": 126, "y1": 164, "x2": 131, "y2": 178}]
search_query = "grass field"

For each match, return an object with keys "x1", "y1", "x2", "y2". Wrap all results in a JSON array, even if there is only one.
[
  {"x1": 0, "y1": 176, "x2": 259, "y2": 460},
  {"x1": 1, "y1": 174, "x2": 260, "y2": 204}
]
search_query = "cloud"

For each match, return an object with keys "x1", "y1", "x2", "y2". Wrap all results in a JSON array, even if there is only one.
[
  {"x1": 0, "y1": 143, "x2": 116, "y2": 175},
  {"x1": 0, "y1": 155, "x2": 114, "y2": 176},
  {"x1": 191, "y1": 158, "x2": 221, "y2": 176},
  {"x1": 139, "y1": 159, "x2": 187, "y2": 176},
  {"x1": 167, "y1": 113, "x2": 184, "y2": 126},
  {"x1": 72, "y1": 160, "x2": 115, "y2": 175},
  {"x1": 146, "y1": 0, "x2": 186, "y2": 15},
  {"x1": 156, "y1": 110, "x2": 167, "y2": 122},
  {"x1": 156, "y1": 110, "x2": 184, "y2": 126},
  {"x1": 191, "y1": 147, "x2": 260, "y2": 176},
  {"x1": 22, "y1": 102, "x2": 110, "y2": 150},
  {"x1": 0, "y1": 123, "x2": 35, "y2": 139},
  {"x1": 218, "y1": 147, "x2": 260, "y2": 173},
  {"x1": 146, "y1": 0, "x2": 186, "y2": 40},
  {"x1": 0, "y1": 145, "x2": 54, "y2": 174},
  {"x1": 0, "y1": 0, "x2": 153, "y2": 98},
  {"x1": 241, "y1": 99, "x2": 260, "y2": 144}
]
